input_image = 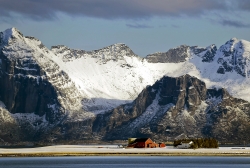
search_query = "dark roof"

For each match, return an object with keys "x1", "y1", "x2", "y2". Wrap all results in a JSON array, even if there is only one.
[{"x1": 133, "y1": 138, "x2": 151, "y2": 143}]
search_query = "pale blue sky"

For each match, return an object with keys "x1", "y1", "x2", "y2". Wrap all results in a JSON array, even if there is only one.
[{"x1": 0, "y1": 0, "x2": 250, "y2": 56}]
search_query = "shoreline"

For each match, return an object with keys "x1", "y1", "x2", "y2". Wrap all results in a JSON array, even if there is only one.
[
  {"x1": 1, "y1": 145, "x2": 250, "y2": 157},
  {"x1": 1, "y1": 153, "x2": 250, "y2": 157}
]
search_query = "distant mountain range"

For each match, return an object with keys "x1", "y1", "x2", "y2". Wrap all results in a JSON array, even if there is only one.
[{"x1": 0, "y1": 28, "x2": 250, "y2": 144}]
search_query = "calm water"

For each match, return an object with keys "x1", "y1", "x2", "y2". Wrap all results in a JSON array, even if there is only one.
[{"x1": 0, "y1": 156, "x2": 249, "y2": 168}]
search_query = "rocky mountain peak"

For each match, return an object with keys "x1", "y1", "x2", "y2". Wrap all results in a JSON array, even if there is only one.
[
  {"x1": 146, "y1": 45, "x2": 190, "y2": 63},
  {"x1": 5, "y1": 27, "x2": 23, "y2": 38},
  {"x1": 51, "y1": 45, "x2": 68, "y2": 50},
  {"x1": 51, "y1": 43, "x2": 138, "y2": 62},
  {"x1": 0, "y1": 27, "x2": 24, "y2": 45},
  {"x1": 104, "y1": 43, "x2": 130, "y2": 51},
  {"x1": 226, "y1": 37, "x2": 238, "y2": 44},
  {"x1": 51, "y1": 45, "x2": 71, "y2": 55},
  {"x1": 145, "y1": 44, "x2": 217, "y2": 63},
  {"x1": 190, "y1": 44, "x2": 217, "y2": 62},
  {"x1": 92, "y1": 43, "x2": 138, "y2": 60},
  {"x1": 216, "y1": 38, "x2": 250, "y2": 77},
  {"x1": 51, "y1": 45, "x2": 86, "y2": 61}
]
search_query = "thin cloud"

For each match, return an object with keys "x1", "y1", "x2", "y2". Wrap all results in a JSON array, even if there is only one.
[
  {"x1": 220, "y1": 19, "x2": 250, "y2": 28},
  {"x1": 238, "y1": 0, "x2": 250, "y2": 11},
  {"x1": 0, "y1": 0, "x2": 237, "y2": 21},
  {"x1": 126, "y1": 23, "x2": 153, "y2": 29}
]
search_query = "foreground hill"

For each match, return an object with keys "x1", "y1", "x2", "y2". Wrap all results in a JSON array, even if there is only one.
[{"x1": 93, "y1": 75, "x2": 250, "y2": 142}]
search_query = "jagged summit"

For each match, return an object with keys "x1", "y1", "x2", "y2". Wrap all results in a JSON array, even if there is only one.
[
  {"x1": 4, "y1": 27, "x2": 23, "y2": 37},
  {"x1": 190, "y1": 44, "x2": 217, "y2": 62},
  {"x1": 51, "y1": 45, "x2": 78, "y2": 51},
  {"x1": 146, "y1": 45, "x2": 190, "y2": 63},
  {"x1": 146, "y1": 44, "x2": 217, "y2": 63},
  {"x1": 51, "y1": 45, "x2": 75, "y2": 53},
  {"x1": 216, "y1": 38, "x2": 250, "y2": 77},
  {"x1": 230, "y1": 37, "x2": 238, "y2": 41},
  {"x1": 0, "y1": 28, "x2": 48, "y2": 61},
  {"x1": 51, "y1": 45, "x2": 86, "y2": 61},
  {"x1": 0, "y1": 27, "x2": 24, "y2": 45},
  {"x1": 222, "y1": 37, "x2": 250, "y2": 53},
  {"x1": 91, "y1": 43, "x2": 138, "y2": 60},
  {"x1": 0, "y1": 27, "x2": 46, "y2": 48},
  {"x1": 51, "y1": 42, "x2": 139, "y2": 63}
]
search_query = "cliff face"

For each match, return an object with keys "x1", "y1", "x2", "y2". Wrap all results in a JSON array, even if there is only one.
[
  {"x1": 0, "y1": 51, "x2": 62, "y2": 122},
  {"x1": 0, "y1": 28, "x2": 85, "y2": 143},
  {"x1": 93, "y1": 75, "x2": 250, "y2": 143},
  {"x1": 0, "y1": 28, "x2": 68, "y2": 123}
]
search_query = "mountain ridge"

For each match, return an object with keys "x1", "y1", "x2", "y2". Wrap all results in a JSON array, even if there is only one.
[
  {"x1": 0, "y1": 27, "x2": 250, "y2": 144},
  {"x1": 1, "y1": 27, "x2": 250, "y2": 111}
]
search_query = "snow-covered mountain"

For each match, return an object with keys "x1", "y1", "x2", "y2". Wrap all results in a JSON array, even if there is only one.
[
  {"x1": 50, "y1": 43, "x2": 178, "y2": 113},
  {"x1": 0, "y1": 27, "x2": 250, "y2": 144},
  {"x1": 0, "y1": 28, "x2": 90, "y2": 118},
  {"x1": 50, "y1": 38, "x2": 250, "y2": 111}
]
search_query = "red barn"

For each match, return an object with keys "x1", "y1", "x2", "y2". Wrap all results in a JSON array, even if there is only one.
[{"x1": 128, "y1": 138, "x2": 158, "y2": 148}]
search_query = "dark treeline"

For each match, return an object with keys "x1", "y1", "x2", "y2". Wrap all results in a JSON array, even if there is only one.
[{"x1": 173, "y1": 138, "x2": 219, "y2": 148}]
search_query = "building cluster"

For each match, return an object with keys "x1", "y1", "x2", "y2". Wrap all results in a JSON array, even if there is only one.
[
  {"x1": 127, "y1": 137, "x2": 218, "y2": 149},
  {"x1": 127, "y1": 138, "x2": 166, "y2": 148}
]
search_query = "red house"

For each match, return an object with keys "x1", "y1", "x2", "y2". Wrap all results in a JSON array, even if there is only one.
[
  {"x1": 158, "y1": 143, "x2": 166, "y2": 148},
  {"x1": 128, "y1": 138, "x2": 158, "y2": 148}
]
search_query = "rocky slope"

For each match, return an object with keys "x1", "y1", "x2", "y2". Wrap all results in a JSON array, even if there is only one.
[
  {"x1": 93, "y1": 75, "x2": 250, "y2": 143},
  {"x1": 146, "y1": 44, "x2": 217, "y2": 63}
]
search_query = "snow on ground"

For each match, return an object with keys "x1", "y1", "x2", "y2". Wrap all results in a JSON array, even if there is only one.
[
  {"x1": 0, "y1": 145, "x2": 249, "y2": 155},
  {"x1": 11, "y1": 113, "x2": 48, "y2": 129}
]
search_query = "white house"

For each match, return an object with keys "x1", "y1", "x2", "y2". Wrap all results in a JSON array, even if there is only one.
[{"x1": 177, "y1": 141, "x2": 193, "y2": 149}]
